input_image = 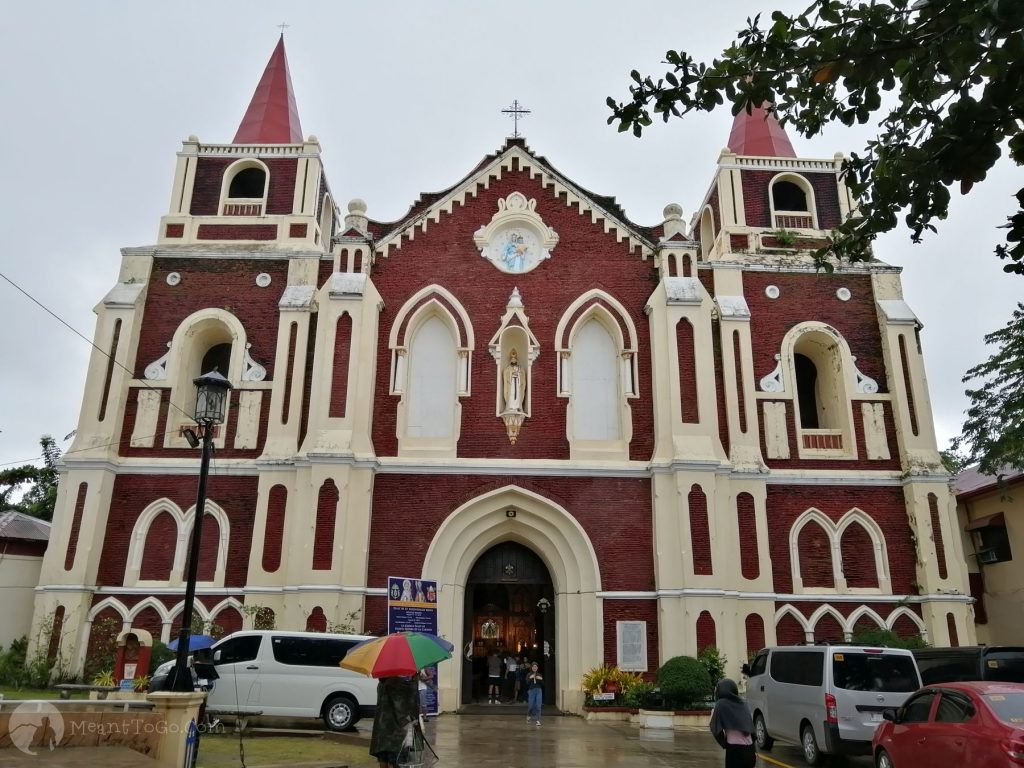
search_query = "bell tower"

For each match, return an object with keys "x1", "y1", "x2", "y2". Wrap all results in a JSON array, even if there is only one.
[{"x1": 158, "y1": 36, "x2": 336, "y2": 252}]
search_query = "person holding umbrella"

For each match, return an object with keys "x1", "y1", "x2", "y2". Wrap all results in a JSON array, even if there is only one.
[
  {"x1": 370, "y1": 675, "x2": 420, "y2": 768},
  {"x1": 340, "y1": 631, "x2": 453, "y2": 768}
]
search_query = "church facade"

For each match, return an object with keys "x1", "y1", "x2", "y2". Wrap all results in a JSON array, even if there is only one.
[{"x1": 32, "y1": 39, "x2": 975, "y2": 712}]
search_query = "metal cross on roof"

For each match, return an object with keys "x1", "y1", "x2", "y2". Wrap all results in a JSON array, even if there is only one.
[
  {"x1": 277, "y1": 21, "x2": 290, "y2": 34},
  {"x1": 502, "y1": 100, "x2": 531, "y2": 138}
]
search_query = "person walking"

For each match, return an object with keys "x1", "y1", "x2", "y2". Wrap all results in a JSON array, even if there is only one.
[
  {"x1": 708, "y1": 678, "x2": 757, "y2": 768},
  {"x1": 503, "y1": 653, "x2": 518, "y2": 703},
  {"x1": 370, "y1": 675, "x2": 419, "y2": 768},
  {"x1": 525, "y1": 662, "x2": 544, "y2": 725}
]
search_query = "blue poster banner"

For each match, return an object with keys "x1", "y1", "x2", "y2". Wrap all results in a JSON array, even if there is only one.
[{"x1": 388, "y1": 576, "x2": 439, "y2": 715}]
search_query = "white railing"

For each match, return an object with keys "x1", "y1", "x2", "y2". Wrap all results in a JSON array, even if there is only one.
[{"x1": 221, "y1": 200, "x2": 264, "y2": 216}]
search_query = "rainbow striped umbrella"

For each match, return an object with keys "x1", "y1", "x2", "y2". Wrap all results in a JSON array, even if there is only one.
[{"x1": 341, "y1": 631, "x2": 454, "y2": 678}]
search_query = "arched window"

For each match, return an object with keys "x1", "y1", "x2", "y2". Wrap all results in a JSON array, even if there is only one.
[
  {"x1": 699, "y1": 207, "x2": 716, "y2": 259},
  {"x1": 390, "y1": 287, "x2": 473, "y2": 457},
  {"x1": 228, "y1": 168, "x2": 266, "y2": 199},
  {"x1": 555, "y1": 291, "x2": 638, "y2": 459},
  {"x1": 202, "y1": 343, "x2": 232, "y2": 377},
  {"x1": 407, "y1": 316, "x2": 458, "y2": 438},
  {"x1": 794, "y1": 353, "x2": 820, "y2": 428},
  {"x1": 571, "y1": 319, "x2": 620, "y2": 440},
  {"x1": 769, "y1": 174, "x2": 816, "y2": 230},
  {"x1": 221, "y1": 160, "x2": 268, "y2": 216}
]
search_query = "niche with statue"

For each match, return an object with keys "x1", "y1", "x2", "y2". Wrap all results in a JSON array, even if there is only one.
[{"x1": 489, "y1": 288, "x2": 540, "y2": 444}]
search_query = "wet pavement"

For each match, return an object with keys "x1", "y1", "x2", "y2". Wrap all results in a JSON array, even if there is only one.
[{"x1": 412, "y1": 713, "x2": 875, "y2": 768}]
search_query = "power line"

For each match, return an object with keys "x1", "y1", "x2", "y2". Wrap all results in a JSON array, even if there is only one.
[{"x1": 0, "y1": 270, "x2": 199, "y2": 459}]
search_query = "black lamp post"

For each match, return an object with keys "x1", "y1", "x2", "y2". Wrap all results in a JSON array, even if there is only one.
[{"x1": 171, "y1": 370, "x2": 232, "y2": 692}]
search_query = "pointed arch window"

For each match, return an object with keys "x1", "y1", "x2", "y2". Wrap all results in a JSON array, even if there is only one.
[
  {"x1": 555, "y1": 292, "x2": 638, "y2": 460},
  {"x1": 390, "y1": 286, "x2": 474, "y2": 457},
  {"x1": 790, "y1": 507, "x2": 891, "y2": 595}
]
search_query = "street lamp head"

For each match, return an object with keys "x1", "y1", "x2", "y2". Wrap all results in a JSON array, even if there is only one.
[{"x1": 193, "y1": 369, "x2": 232, "y2": 424}]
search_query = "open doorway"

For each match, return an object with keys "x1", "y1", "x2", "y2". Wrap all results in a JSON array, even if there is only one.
[{"x1": 461, "y1": 541, "x2": 554, "y2": 706}]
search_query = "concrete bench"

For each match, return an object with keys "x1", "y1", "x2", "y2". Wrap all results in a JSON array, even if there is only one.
[{"x1": 54, "y1": 684, "x2": 122, "y2": 700}]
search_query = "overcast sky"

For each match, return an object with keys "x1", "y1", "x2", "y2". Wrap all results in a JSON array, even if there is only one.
[{"x1": 0, "y1": 1, "x2": 1018, "y2": 473}]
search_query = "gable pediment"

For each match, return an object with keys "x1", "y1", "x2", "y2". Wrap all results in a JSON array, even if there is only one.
[{"x1": 371, "y1": 140, "x2": 656, "y2": 261}]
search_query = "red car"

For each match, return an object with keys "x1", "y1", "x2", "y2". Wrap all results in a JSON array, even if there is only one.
[{"x1": 872, "y1": 681, "x2": 1024, "y2": 767}]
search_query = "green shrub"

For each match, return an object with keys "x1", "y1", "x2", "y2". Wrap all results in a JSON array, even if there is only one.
[
  {"x1": 698, "y1": 646, "x2": 727, "y2": 688},
  {"x1": 149, "y1": 640, "x2": 175, "y2": 669},
  {"x1": 851, "y1": 628, "x2": 929, "y2": 650},
  {"x1": 656, "y1": 655, "x2": 713, "y2": 710},
  {"x1": 0, "y1": 636, "x2": 53, "y2": 689}
]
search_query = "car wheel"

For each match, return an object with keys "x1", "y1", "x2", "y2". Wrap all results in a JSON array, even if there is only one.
[
  {"x1": 876, "y1": 748, "x2": 893, "y2": 768},
  {"x1": 323, "y1": 695, "x2": 359, "y2": 731},
  {"x1": 801, "y1": 724, "x2": 822, "y2": 766},
  {"x1": 754, "y1": 712, "x2": 774, "y2": 750}
]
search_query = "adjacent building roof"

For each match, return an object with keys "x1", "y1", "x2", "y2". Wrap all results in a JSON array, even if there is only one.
[
  {"x1": 233, "y1": 35, "x2": 304, "y2": 144},
  {"x1": 727, "y1": 103, "x2": 796, "y2": 158},
  {"x1": 955, "y1": 464, "x2": 1024, "y2": 499},
  {"x1": 0, "y1": 510, "x2": 51, "y2": 542}
]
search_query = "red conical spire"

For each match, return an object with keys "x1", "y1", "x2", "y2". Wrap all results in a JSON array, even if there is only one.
[
  {"x1": 233, "y1": 35, "x2": 303, "y2": 144},
  {"x1": 727, "y1": 104, "x2": 795, "y2": 157}
]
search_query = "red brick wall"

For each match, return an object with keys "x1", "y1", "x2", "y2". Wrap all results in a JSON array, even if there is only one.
[
  {"x1": 97, "y1": 475, "x2": 258, "y2": 588},
  {"x1": 696, "y1": 610, "x2": 716, "y2": 651},
  {"x1": 195, "y1": 513, "x2": 219, "y2": 582},
  {"x1": 798, "y1": 521, "x2": 835, "y2": 587},
  {"x1": 677, "y1": 319, "x2": 698, "y2": 423},
  {"x1": 262, "y1": 484, "x2": 287, "y2": 573},
  {"x1": 744, "y1": 614, "x2": 765, "y2": 655},
  {"x1": 215, "y1": 606, "x2": 243, "y2": 636},
  {"x1": 366, "y1": 475, "x2": 653, "y2": 592},
  {"x1": 306, "y1": 606, "x2": 327, "y2": 632},
  {"x1": 189, "y1": 158, "x2": 297, "y2": 216},
  {"x1": 927, "y1": 493, "x2": 948, "y2": 580},
  {"x1": 740, "y1": 170, "x2": 841, "y2": 230},
  {"x1": 743, "y1": 271, "x2": 902, "y2": 471},
  {"x1": 131, "y1": 606, "x2": 163, "y2": 641},
  {"x1": 602, "y1": 599, "x2": 659, "y2": 673},
  {"x1": 313, "y1": 480, "x2": 338, "y2": 571},
  {"x1": 64, "y1": 482, "x2": 88, "y2": 571},
  {"x1": 330, "y1": 313, "x2": 352, "y2": 418},
  {"x1": 776, "y1": 612, "x2": 806, "y2": 645},
  {"x1": 139, "y1": 511, "x2": 176, "y2": 581},
  {"x1": 813, "y1": 612, "x2": 845, "y2": 642},
  {"x1": 368, "y1": 168, "x2": 655, "y2": 461},
  {"x1": 767, "y1": 486, "x2": 917, "y2": 595},
  {"x1": 737, "y1": 492, "x2": 759, "y2": 580},
  {"x1": 196, "y1": 224, "x2": 277, "y2": 240},
  {"x1": 688, "y1": 484, "x2": 713, "y2": 575},
  {"x1": 840, "y1": 522, "x2": 879, "y2": 588}
]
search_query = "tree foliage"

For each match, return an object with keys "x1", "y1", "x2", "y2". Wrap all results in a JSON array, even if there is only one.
[
  {"x1": 0, "y1": 435, "x2": 61, "y2": 521},
  {"x1": 607, "y1": 0, "x2": 1024, "y2": 272},
  {"x1": 953, "y1": 303, "x2": 1024, "y2": 475}
]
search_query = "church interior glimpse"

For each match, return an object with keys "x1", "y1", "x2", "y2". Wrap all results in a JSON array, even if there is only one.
[{"x1": 462, "y1": 540, "x2": 554, "y2": 705}]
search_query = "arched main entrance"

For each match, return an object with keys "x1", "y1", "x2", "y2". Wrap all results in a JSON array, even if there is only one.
[
  {"x1": 422, "y1": 484, "x2": 603, "y2": 714},
  {"x1": 462, "y1": 542, "x2": 554, "y2": 705}
]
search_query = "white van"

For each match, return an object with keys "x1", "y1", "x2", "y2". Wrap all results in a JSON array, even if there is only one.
[
  {"x1": 742, "y1": 645, "x2": 921, "y2": 765},
  {"x1": 204, "y1": 630, "x2": 377, "y2": 730}
]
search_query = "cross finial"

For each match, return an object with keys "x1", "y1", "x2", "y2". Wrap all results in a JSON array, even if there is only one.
[
  {"x1": 277, "y1": 21, "x2": 290, "y2": 34},
  {"x1": 501, "y1": 100, "x2": 531, "y2": 138}
]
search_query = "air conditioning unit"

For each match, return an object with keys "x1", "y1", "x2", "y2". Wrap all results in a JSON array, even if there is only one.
[{"x1": 977, "y1": 549, "x2": 1000, "y2": 565}]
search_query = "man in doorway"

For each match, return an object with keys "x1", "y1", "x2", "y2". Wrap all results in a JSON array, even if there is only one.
[{"x1": 487, "y1": 650, "x2": 503, "y2": 704}]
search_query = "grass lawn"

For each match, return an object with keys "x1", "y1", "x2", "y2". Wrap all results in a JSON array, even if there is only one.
[
  {"x1": 0, "y1": 686, "x2": 71, "y2": 700},
  {"x1": 197, "y1": 734, "x2": 376, "y2": 768}
]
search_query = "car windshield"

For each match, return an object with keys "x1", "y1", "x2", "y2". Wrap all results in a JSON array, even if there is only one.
[
  {"x1": 984, "y1": 693, "x2": 1024, "y2": 725},
  {"x1": 832, "y1": 652, "x2": 919, "y2": 692}
]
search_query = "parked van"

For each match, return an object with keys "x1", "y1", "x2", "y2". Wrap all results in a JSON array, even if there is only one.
[
  {"x1": 203, "y1": 630, "x2": 377, "y2": 730},
  {"x1": 742, "y1": 645, "x2": 921, "y2": 765},
  {"x1": 912, "y1": 645, "x2": 1024, "y2": 685}
]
